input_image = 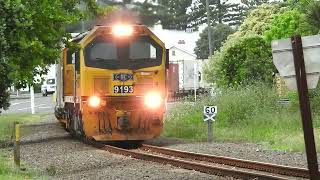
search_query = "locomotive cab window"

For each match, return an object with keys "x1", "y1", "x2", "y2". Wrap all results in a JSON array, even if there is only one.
[
  {"x1": 84, "y1": 35, "x2": 163, "y2": 70},
  {"x1": 89, "y1": 41, "x2": 117, "y2": 61},
  {"x1": 129, "y1": 40, "x2": 157, "y2": 60}
]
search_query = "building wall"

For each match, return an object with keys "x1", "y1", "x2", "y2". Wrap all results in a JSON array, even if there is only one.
[{"x1": 169, "y1": 47, "x2": 196, "y2": 62}]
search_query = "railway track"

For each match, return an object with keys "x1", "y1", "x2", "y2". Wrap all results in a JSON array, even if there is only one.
[
  {"x1": 140, "y1": 144, "x2": 309, "y2": 179},
  {"x1": 87, "y1": 140, "x2": 308, "y2": 180}
]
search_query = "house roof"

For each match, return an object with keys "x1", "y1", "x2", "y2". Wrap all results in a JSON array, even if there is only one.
[{"x1": 169, "y1": 46, "x2": 197, "y2": 58}]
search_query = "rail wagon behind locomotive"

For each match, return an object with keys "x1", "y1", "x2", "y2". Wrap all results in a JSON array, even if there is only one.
[{"x1": 55, "y1": 24, "x2": 168, "y2": 141}]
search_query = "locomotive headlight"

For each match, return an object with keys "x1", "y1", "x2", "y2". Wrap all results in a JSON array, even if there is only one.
[
  {"x1": 145, "y1": 92, "x2": 162, "y2": 109},
  {"x1": 88, "y1": 96, "x2": 101, "y2": 108},
  {"x1": 112, "y1": 24, "x2": 133, "y2": 37}
]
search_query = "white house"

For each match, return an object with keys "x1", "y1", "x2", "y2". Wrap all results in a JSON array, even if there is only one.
[
  {"x1": 169, "y1": 46, "x2": 197, "y2": 62},
  {"x1": 168, "y1": 46, "x2": 209, "y2": 91}
]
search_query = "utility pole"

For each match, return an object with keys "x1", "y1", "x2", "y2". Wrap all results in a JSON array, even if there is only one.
[{"x1": 206, "y1": 0, "x2": 213, "y2": 56}]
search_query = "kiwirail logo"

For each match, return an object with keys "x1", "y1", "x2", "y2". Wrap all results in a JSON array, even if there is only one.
[{"x1": 113, "y1": 73, "x2": 134, "y2": 82}]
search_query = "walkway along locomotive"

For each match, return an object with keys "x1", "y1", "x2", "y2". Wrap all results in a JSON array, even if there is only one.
[{"x1": 54, "y1": 24, "x2": 169, "y2": 141}]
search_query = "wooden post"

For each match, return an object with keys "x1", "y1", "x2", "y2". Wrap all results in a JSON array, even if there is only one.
[
  {"x1": 13, "y1": 121, "x2": 20, "y2": 168},
  {"x1": 291, "y1": 35, "x2": 319, "y2": 179}
]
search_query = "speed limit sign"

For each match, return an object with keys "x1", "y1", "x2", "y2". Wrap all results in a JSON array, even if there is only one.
[{"x1": 203, "y1": 106, "x2": 217, "y2": 121}]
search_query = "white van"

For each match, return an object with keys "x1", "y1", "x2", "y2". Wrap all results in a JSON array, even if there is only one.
[{"x1": 41, "y1": 78, "x2": 56, "y2": 96}]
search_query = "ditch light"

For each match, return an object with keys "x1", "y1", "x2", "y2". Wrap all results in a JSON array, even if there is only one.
[{"x1": 144, "y1": 92, "x2": 162, "y2": 109}]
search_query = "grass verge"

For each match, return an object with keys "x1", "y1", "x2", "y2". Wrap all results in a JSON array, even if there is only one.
[
  {"x1": 163, "y1": 83, "x2": 320, "y2": 152},
  {"x1": 0, "y1": 152, "x2": 44, "y2": 180},
  {"x1": 0, "y1": 113, "x2": 51, "y2": 143},
  {"x1": 0, "y1": 113, "x2": 50, "y2": 179}
]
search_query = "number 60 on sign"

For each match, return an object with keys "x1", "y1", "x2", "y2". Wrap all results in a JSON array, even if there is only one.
[{"x1": 203, "y1": 106, "x2": 217, "y2": 122}]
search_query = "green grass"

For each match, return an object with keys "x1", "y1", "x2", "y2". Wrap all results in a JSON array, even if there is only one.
[
  {"x1": 0, "y1": 113, "x2": 50, "y2": 143},
  {"x1": 0, "y1": 113, "x2": 50, "y2": 179},
  {"x1": 0, "y1": 152, "x2": 44, "y2": 180},
  {"x1": 163, "y1": 83, "x2": 320, "y2": 152}
]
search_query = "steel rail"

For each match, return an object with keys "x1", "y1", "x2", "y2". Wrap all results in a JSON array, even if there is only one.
[
  {"x1": 87, "y1": 141, "x2": 288, "y2": 180},
  {"x1": 141, "y1": 144, "x2": 309, "y2": 179}
]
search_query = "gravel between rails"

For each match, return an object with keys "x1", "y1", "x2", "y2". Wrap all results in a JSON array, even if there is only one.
[{"x1": 2, "y1": 115, "x2": 230, "y2": 180}]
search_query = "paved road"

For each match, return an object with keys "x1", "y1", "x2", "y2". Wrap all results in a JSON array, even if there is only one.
[{"x1": 4, "y1": 94, "x2": 55, "y2": 114}]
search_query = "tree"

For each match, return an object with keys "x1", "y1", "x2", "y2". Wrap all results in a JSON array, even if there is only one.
[
  {"x1": 194, "y1": 24, "x2": 234, "y2": 59},
  {"x1": 0, "y1": 0, "x2": 102, "y2": 113},
  {"x1": 205, "y1": 36, "x2": 274, "y2": 87},
  {"x1": 204, "y1": 4, "x2": 286, "y2": 87},
  {"x1": 157, "y1": 0, "x2": 193, "y2": 30},
  {"x1": 241, "y1": 0, "x2": 270, "y2": 8},
  {"x1": 97, "y1": 0, "x2": 194, "y2": 30},
  {"x1": 305, "y1": 1, "x2": 320, "y2": 32},
  {"x1": 131, "y1": 0, "x2": 160, "y2": 26},
  {"x1": 188, "y1": 0, "x2": 246, "y2": 29},
  {"x1": 264, "y1": 9, "x2": 315, "y2": 43},
  {"x1": 232, "y1": 3, "x2": 287, "y2": 37},
  {"x1": 96, "y1": 0, "x2": 161, "y2": 26},
  {"x1": 0, "y1": 62, "x2": 11, "y2": 113}
]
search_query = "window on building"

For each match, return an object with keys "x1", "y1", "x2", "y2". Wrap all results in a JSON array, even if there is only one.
[{"x1": 172, "y1": 50, "x2": 175, "y2": 56}]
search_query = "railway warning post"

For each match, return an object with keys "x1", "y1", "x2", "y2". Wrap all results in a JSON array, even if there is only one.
[
  {"x1": 204, "y1": 106, "x2": 217, "y2": 142},
  {"x1": 13, "y1": 121, "x2": 21, "y2": 168},
  {"x1": 272, "y1": 35, "x2": 320, "y2": 179}
]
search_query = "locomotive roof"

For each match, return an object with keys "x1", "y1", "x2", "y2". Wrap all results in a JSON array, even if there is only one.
[{"x1": 68, "y1": 24, "x2": 164, "y2": 47}]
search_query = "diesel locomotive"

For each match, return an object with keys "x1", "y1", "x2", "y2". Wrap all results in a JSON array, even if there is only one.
[{"x1": 54, "y1": 24, "x2": 168, "y2": 141}]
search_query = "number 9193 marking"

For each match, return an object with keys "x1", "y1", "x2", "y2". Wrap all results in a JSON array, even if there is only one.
[{"x1": 114, "y1": 85, "x2": 134, "y2": 93}]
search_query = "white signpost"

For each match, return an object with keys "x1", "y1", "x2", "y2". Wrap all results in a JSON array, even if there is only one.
[
  {"x1": 30, "y1": 86, "x2": 35, "y2": 114},
  {"x1": 203, "y1": 106, "x2": 217, "y2": 142}
]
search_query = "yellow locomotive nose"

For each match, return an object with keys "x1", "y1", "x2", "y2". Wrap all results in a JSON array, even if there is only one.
[{"x1": 57, "y1": 24, "x2": 168, "y2": 141}]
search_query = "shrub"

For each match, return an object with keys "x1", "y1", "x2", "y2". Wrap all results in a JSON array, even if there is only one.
[
  {"x1": 205, "y1": 36, "x2": 274, "y2": 87},
  {"x1": 204, "y1": 4, "x2": 287, "y2": 88},
  {"x1": 264, "y1": 9, "x2": 315, "y2": 43}
]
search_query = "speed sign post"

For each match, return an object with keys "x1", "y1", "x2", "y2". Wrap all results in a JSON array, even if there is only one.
[{"x1": 204, "y1": 106, "x2": 217, "y2": 142}]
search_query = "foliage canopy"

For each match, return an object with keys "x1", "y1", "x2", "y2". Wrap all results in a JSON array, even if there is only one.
[
  {"x1": 204, "y1": 4, "x2": 284, "y2": 87},
  {"x1": 194, "y1": 24, "x2": 234, "y2": 59},
  {"x1": 0, "y1": 0, "x2": 103, "y2": 113},
  {"x1": 205, "y1": 35, "x2": 274, "y2": 87},
  {"x1": 264, "y1": 9, "x2": 315, "y2": 43}
]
